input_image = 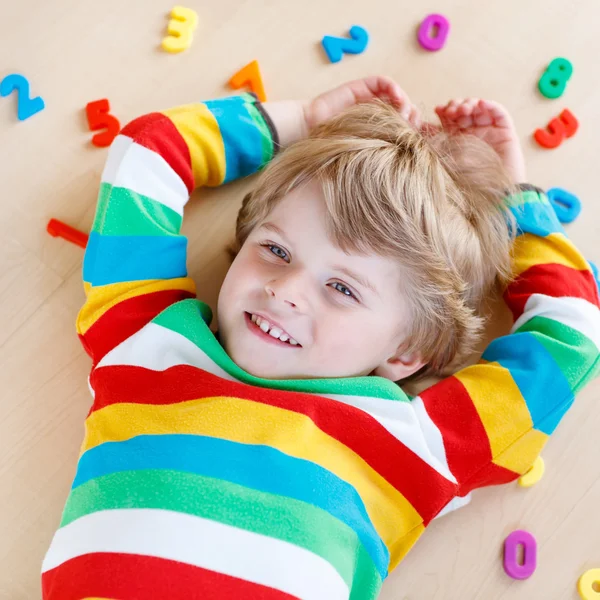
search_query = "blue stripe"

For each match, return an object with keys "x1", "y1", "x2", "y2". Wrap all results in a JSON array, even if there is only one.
[
  {"x1": 83, "y1": 231, "x2": 187, "y2": 285},
  {"x1": 204, "y1": 95, "x2": 264, "y2": 183},
  {"x1": 511, "y1": 201, "x2": 565, "y2": 239},
  {"x1": 73, "y1": 433, "x2": 389, "y2": 577},
  {"x1": 482, "y1": 331, "x2": 572, "y2": 435}
]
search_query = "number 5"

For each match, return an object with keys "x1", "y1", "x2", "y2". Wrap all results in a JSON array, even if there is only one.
[{"x1": 86, "y1": 99, "x2": 120, "y2": 148}]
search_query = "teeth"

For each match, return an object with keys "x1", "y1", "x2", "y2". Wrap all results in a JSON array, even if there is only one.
[{"x1": 249, "y1": 313, "x2": 299, "y2": 346}]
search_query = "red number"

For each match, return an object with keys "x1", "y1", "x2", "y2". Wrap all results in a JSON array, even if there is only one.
[
  {"x1": 534, "y1": 108, "x2": 579, "y2": 149},
  {"x1": 86, "y1": 99, "x2": 120, "y2": 148}
]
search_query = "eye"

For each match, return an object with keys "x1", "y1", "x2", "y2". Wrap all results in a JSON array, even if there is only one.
[
  {"x1": 329, "y1": 281, "x2": 358, "y2": 301},
  {"x1": 261, "y1": 242, "x2": 290, "y2": 263}
]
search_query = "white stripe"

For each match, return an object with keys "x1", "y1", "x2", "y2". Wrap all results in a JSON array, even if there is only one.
[
  {"x1": 434, "y1": 493, "x2": 472, "y2": 519},
  {"x1": 513, "y1": 294, "x2": 600, "y2": 350},
  {"x1": 97, "y1": 323, "x2": 456, "y2": 484},
  {"x1": 322, "y1": 393, "x2": 457, "y2": 483},
  {"x1": 96, "y1": 322, "x2": 237, "y2": 382},
  {"x1": 411, "y1": 396, "x2": 453, "y2": 481},
  {"x1": 101, "y1": 134, "x2": 190, "y2": 216},
  {"x1": 41, "y1": 509, "x2": 349, "y2": 599}
]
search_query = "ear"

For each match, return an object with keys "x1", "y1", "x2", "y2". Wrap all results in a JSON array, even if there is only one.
[{"x1": 372, "y1": 350, "x2": 426, "y2": 382}]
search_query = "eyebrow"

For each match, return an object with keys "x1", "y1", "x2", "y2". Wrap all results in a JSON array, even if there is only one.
[
  {"x1": 261, "y1": 222, "x2": 379, "y2": 297},
  {"x1": 262, "y1": 222, "x2": 289, "y2": 241}
]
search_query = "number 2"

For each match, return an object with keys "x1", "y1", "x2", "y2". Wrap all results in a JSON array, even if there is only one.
[
  {"x1": 322, "y1": 25, "x2": 369, "y2": 63},
  {"x1": 86, "y1": 99, "x2": 120, "y2": 148},
  {"x1": 0, "y1": 73, "x2": 45, "y2": 121}
]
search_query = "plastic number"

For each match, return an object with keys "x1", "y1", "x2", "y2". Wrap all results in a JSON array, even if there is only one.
[
  {"x1": 86, "y1": 99, "x2": 121, "y2": 148},
  {"x1": 547, "y1": 188, "x2": 581, "y2": 223},
  {"x1": 0, "y1": 73, "x2": 45, "y2": 121},
  {"x1": 503, "y1": 530, "x2": 537, "y2": 580},
  {"x1": 534, "y1": 109, "x2": 579, "y2": 149},
  {"x1": 518, "y1": 456, "x2": 545, "y2": 487},
  {"x1": 162, "y1": 6, "x2": 198, "y2": 53},
  {"x1": 538, "y1": 58, "x2": 573, "y2": 99},
  {"x1": 577, "y1": 568, "x2": 600, "y2": 600},
  {"x1": 322, "y1": 25, "x2": 369, "y2": 63},
  {"x1": 229, "y1": 60, "x2": 267, "y2": 102},
  {"x1": 47, "y1": 219, "x2": 89, "y2": 249},
  {"x1": 417, "y1": 14, "x2": 450, "y2": 51}
]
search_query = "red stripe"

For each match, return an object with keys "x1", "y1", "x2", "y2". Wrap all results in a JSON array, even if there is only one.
[
  {"x1": 89, "y1": 365, "x2": 457, "y2": 523},
  {"x1": 460, "y1": 461, "x2": 518, "y2": 495},
  {"x1": 81, "y1": 290, "x2": 196, "y2": 364},
  {"x1": 121, "y1": 112, "x2": 194, "y2": 194},
  {"x1": 504, "y1": 263, "x2": 599, "y2": 321},
  {"x1": 419, "y1": 376, "x2": 492, "y2": 493},
  {"x1": 42, "y1": 552, "x2": 297, "y2": 600}
]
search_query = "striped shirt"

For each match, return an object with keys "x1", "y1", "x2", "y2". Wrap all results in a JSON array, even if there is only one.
[{"x1": 41, "y1": 93, "x2": 600, "y2": 599}]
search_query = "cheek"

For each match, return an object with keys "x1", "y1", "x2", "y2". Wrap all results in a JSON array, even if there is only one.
[{"x1": 221, "y1": 252, "x2": 263, "y2": 305}]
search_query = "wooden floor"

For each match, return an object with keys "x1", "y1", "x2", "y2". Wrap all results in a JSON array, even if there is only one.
[{"x1": 1, "y1": 0, "x2": 599, "y2": 598}]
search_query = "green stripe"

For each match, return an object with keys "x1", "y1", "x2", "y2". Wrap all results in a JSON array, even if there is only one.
[
  {"x1": 504, "y1": 189, "x2": 550, "y2": 209},
  {"x1": 515, "y1": 315, "x2": 599, "y2": 390},
  {"x1": 61, "y1": 469, "x2": 382, "y2": 593},
  {"x1": 152, "y1": 299, "x2": 410, "y2": 402},
  {"x1": 92, "y1": 183, "x2": 183, "y2": 236},
  {"x1": 244, "y1": 94, "x2": 274, "y2": 167}
]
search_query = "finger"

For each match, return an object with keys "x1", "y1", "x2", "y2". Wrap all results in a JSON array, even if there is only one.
[
  {"x1": 478, "y1": 99, "x2": 513, "y2": 128},
  {"x1": 361, "y1": 75, "x2": 408, "y2": 107},
  {"x1": 472, "y1": 102, "x2": 493, "y2": 126},
  {"x1": 457, "y1": 98, "x2": 479, "y2": 116},
  {"x1": 456, "y1": 114, "x2": 474, "y2": 129}
]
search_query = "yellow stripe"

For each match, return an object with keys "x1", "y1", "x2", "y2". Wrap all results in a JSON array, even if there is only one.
[
  {"x1": 512, "y1": 232, "x2": 591, "y2": 278},
  {"x1": 161, "y1": 104, "x2": 226, "y2": 188},
  {"x1": 455, "y1": 362, "x2": 533, "y2": 458},
  {"x1": 82, "y1": 397, "x2": 423, "y2": 564},
  {"x1": 77, "y1": 277, "x2": 196, "y2": 335},
  {"x1": 388, "y1": 523, "x2": 425, "y2": 572},
  {"x1": 493, "y1": 428, "x2": 548, "y2": 474}
]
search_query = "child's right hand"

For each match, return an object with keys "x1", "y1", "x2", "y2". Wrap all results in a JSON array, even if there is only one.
[{"x1": 434, "y1": 98, "x2": 526, "y2": 183}]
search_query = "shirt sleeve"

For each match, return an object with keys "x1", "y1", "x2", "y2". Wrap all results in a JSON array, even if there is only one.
[
  {"x1": 76, "y1": 93, "x2": 278, "y2": 365},
  {"x1": 414, "y1": 185, "x2": 600, "y2": 499}
]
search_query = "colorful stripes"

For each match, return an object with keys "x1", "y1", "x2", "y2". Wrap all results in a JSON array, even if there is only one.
[
  {"x1": 43, "y1": 552, "x2": 299, "y2": 600},
  {"x1": 71, "y1": 434, "x2": 388, "y2": 578},
  {"x1": 43, "y1": 509, "x2": 351, "y2": 599},
  {"x1": 42, "y1": 98, "x2": 600, "y2": 600}
]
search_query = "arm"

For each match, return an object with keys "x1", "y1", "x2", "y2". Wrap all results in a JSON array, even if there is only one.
[
  {"x1": 77, "y1": 93, "x2": 277, "y2": 364},
  {"x1": 416, "y1": 186, "x2": 600, "y2": 498},
  {"x1": 77, "y1": 77, "x2": 412, "y2": 365}
]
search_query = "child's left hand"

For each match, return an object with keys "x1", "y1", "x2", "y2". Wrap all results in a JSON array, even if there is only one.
[
  {"x1": 434, "y1": 98, "x2": 526, "y2": 183},
  {"x1": 304, "y1": 76, "x2": 421, "y2": 131}
]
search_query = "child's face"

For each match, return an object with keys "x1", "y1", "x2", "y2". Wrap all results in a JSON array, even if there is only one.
[{"x1": 217, "y1": 181, "x2": 423, "y2": 380}]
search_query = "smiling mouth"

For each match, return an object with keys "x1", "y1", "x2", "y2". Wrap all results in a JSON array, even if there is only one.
[{"x1": 244, "y1": 312, "x2": 302, "y2": 347}]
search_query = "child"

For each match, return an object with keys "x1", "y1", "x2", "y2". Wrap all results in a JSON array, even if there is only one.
[{"x1": 41, "y1": 77, "x2": 600, "y2": 599}]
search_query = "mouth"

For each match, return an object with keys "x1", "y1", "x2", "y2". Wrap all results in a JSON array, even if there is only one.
[{"x1": 244, "y1": 312, "x2": 302, "y2": 348}]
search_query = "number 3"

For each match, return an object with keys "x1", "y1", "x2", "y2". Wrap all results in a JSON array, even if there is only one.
[
  {"x1": 162, "y1": 6, "x2": 198, "y2": 53},
  {"x1": 86, "y1": 99, "x2": 120, "y2": 148}
]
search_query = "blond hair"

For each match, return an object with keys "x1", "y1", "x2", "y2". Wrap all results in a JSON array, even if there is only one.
[{"x1": 231, "y1": 100, "x2": 516, "y2": 379}]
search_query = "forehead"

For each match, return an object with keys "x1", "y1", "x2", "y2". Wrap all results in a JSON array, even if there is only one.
[{"x1": 259, "y1": 182, "x2": 403, "y2": 294}]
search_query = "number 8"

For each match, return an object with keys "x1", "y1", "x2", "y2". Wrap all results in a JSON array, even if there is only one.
[{"x1": 538, "y1": 58, "x2": 573, "y2": 99}]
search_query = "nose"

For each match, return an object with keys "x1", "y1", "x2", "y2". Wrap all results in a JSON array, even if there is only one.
[{"x1": 264, "y1": 270, "x2": 306, "y2": 309}]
